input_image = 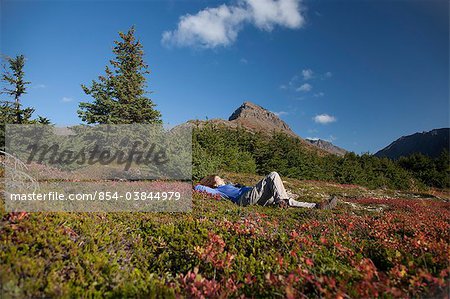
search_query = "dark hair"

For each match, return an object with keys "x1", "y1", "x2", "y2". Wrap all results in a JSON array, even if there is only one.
[{"x1": 199, "y1": 175, "x2": 219, "y2": 188}]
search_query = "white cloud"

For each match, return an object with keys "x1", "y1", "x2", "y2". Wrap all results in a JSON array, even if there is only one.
[
  {"x1": 162, "y1": 4, "x2": 247, "y2": 48},
  {"x1": 313, "y1": 92, "x2": 324, "y2": 97},
  {"x1": 306, "y1": 137, "x2": 320, "y2": 141},
  {"x1": 33, "y1": 84, "x2": 46, "y2": 89},
  {"x1": 282, "y1": 69, "x2": 333, "y2": 95},
  {"x1": 297, "y1": 83, "x2": 312, "y2": 92},
  {"x1": 313, "y1": 114, "x2": 336, "y2": 124},
  {"x1": 288, "y1": 75, "x2": 299, "y2": 87},
  {"x1": 61, "y1": 97, "x2": 73, "y2": 103},
  {"x1": 240, "y1": 58, "x2": 248, "y2": 64},
  {"x1": 162, "y1": 0, "x2": 305, "y2": 48},
  {"x1": 280, "y1": 74, "x2": 298, "y2": 90},
  {"x1": 272, "y1": 111, "x2": 288, "y2": 116},
  {"x1": 302, "y1": 69, "x2": 313, "y2": 80},
  {"x1": 246, "y1": 0, "x2": 304, "y2": 30}
]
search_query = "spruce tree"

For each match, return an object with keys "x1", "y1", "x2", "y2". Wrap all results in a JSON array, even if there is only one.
[
  {"x1": 1, "y1": 55, "x2": 34, "y2": 124},
  {"x1": 0, "y1": 55, "x2": 51, "y2": 150},
  {"x1": 78, "y1": 26, "x2": 161, "y2": 124}
]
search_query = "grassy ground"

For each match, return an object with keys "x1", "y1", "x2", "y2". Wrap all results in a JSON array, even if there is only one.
[{"x1": 1, "y1": 173, "x2": 449, "y2": 298}]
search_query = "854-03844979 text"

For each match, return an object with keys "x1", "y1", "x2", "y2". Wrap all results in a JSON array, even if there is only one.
[{"x1": 8, "y1": 191, "x2": 182, "y2": 201}]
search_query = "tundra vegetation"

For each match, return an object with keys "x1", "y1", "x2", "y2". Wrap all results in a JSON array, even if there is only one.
[{"x1": 1, "y1": 175, "x2": 449, "y2": 298}]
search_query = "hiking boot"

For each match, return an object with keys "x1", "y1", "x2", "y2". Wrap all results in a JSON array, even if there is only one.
[{"x1": 315, "y1": 196, "x2": 338, "y2": 210}]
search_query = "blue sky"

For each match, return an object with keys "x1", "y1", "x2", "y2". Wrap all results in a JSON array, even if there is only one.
[{"x1": 1, "y1": 0, "x2": 448, "y2": 154}]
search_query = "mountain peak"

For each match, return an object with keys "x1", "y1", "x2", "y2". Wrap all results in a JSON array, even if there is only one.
[
  {"x1": 229, "y1": 101, "x2": 269, "y2": 121},
  {"x1": 228, "y1": 101, "x2": 294, "y2": 135}
]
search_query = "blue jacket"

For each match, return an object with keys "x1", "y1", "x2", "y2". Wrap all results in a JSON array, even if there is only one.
[{"x1": 195, "y1": 184, "x2": 252, "y2": 203}]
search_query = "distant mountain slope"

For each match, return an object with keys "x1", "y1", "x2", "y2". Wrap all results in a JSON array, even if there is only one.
[
  {"x1": 305, "y1": 139, "x2": 348, "y2": 157},
  {"x1": 375, "y1": 128, "x2": 449, "y2": 159}
]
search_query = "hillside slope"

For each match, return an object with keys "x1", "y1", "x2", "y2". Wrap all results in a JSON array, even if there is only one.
[{"x1": 305, "y1": 138, "x2": 348, "y2": 157}]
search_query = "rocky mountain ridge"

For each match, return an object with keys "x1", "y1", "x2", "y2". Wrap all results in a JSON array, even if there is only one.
[
  {"x1": 375, "y1": 128, "x2": 449, "y2": 159},
  {"x1": 305, "y1": 138, "x2": 348, "y2": 157}
]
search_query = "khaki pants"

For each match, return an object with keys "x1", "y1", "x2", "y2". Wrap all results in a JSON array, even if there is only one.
[{"x1": 238, "y1": 172, "x2": 316, "y2": 208}]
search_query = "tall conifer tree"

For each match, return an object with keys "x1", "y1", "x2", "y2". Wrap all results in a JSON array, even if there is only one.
[
  {"x1": 1, "y1": 54, "x2": 50, "y2": 150},
  {"x1": 78, "y1": 27, "x2": 161, "y2": 124},
  {"x1": 1, "y1": 55, "x2": 34, "y2": 124}
]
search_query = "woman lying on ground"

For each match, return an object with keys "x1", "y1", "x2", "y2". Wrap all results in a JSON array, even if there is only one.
[{"x1": 195, "y1": 171, "x2": 338, "y2": 209}]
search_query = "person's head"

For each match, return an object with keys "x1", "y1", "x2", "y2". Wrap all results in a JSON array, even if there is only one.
[{"x1": 199, "y1": 175, "x2": 226, "y2": 188}]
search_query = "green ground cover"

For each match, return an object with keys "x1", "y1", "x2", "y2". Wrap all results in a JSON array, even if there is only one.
[{"x1": 1, "y1": 174, "x2": 449, "y2": 298}]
